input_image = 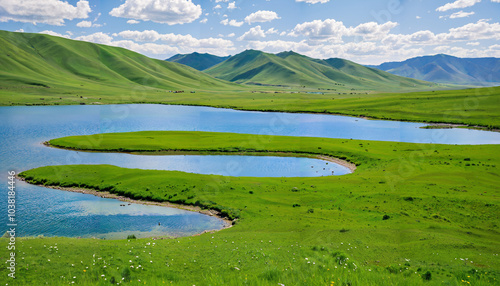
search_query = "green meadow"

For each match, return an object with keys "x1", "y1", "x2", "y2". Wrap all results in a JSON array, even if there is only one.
[
  {"x1": 1, "y1": 29, "x2": 499, "y2": 285},
  {"x1": 7, "y1": 131, "x2": 499, "y2": 285}
]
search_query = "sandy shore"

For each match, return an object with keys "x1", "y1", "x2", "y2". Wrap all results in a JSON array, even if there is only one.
[
  {"x1": 315, "y1": 155, "x2": 356, "y2": 172},
  {"x1": 16, "y1": 175, "x2": 234, "y2": 233}
]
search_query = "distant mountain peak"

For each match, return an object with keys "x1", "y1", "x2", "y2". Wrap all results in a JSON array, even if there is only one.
[
  {"x1": 370, "y1": 54, "x2": 500, "y2": 86},
  {"x1": 166, "y1": 52, "x2": 230, "y2": 71}
]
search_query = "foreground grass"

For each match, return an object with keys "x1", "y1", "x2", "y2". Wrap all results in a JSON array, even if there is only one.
[{"x1": 5, "y1": 131, "x2": 499, "y2": 285}]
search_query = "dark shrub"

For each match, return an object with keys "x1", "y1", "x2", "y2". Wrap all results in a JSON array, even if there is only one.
[{"x1": 383, "y1": 214, "x2": 390, "y2": 220}]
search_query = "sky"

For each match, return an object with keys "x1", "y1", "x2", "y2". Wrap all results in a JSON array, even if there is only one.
[{"x1": 0, "y1": 0, "x2": 499, "y2": 65}]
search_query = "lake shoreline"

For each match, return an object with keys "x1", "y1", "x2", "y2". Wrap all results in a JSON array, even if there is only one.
[{"x1": 15, "y1": 175, "x2": 234, "y2": 237}]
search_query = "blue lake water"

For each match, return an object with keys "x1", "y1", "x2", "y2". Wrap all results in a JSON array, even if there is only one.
[{"x1": 1, "y1": 104, "x2": 499, "y2": 239}]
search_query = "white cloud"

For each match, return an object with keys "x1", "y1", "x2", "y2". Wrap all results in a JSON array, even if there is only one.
[
  {"x1": 416, "y1": 16, "x2": 422, "y2": 19},
  {"x1": 127, "y1": 19, "x2": 140, "y2": 24},
  {"x1": 449, "y1": 11, "x2": 475, "y2": 18},
  {"x1": 220, "y1": 18, "x2": 244, "y2": 27},
  {"x1": 227, "y1": 33, "x2": 235, "y2": 37},
  {"x1": 436, "y1": 0, "x2": 481, "y2": 12},
  {"x1": 76, "y1": 20, "x2": 92, "y2": 27},
  {"x1": 116, "y1": 30, "x2": 234, "y2": 52},
  {"x1": 109, "y1": 0, "x2": 202, "y2": 25},
  {"x1": 228, "y1": 2, "x2": 236, "y2": 9},
  {"x1": 295, "y1": 0, "x2": 330, "y2": 3},
  {"x1": 466, "y1": 41, "x2": 480, "y2": 45},
  {"x1": 214, "y1": 4, "x2": 222, "y2": 9},
  {"x1": 445, "y1": 19, "x2": 500, "y2": 41},
  {"x1": 39, "y1": 30, "x2": 71, "y2": 38},
  {"x1": 290, "y1": 19, "x2": 398, "y2": 42},
  {"x1": 351, "y1": 21, "x2": 398, "y2": 40},
  {"x1": 244, "y1": 10, "x2": 280, "y2": 24},
  {"x1": 289, "y1": 19, "x2": 348, "y2": 42},
  {"x1": 238, "y1": 26, "x2": 266, "y2": 41},
  {"x1": 266, "y1": 28, "x2": 279, "y2": 35},
  {"x1": 0, "y1": 0, "x2": 91, "y2": 26},
  {"x1": 75, "y1": 32, "x2": 113, "y2": 44},
  {"x1": 200, "y1": 18, "x2": 208, "y2": 23},
  {"x1": 492, "y1": 0, "x2": 500, "y2": 2},
  {"x1": 215, "y1": 0, "x2": 228, "y2": 2}
]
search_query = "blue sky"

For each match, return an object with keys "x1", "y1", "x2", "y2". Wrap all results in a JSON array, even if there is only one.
[{"x1": 0, "y1": 0, "x2": 499, "y2": 64}]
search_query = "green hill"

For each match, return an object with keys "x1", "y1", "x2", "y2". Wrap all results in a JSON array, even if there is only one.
[
  {"x1": 206, "y1": 50, "x2": 439, "y2": 91},
  {"x1": 0, "y1": 30, "x2": 239, "y2": 103},
  {"x1": 166, "y1": 52, "x2": 230, "y2": 71},
  {"x1": 369, "y1": 54, "x2": 500, "y2": 86}
]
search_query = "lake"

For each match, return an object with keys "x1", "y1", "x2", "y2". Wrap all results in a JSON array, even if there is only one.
[{"x1": 1, "y1": 104, "x2": 499, "y2": 239}]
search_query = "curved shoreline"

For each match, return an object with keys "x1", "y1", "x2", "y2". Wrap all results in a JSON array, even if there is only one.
[
  {"x1": 43, "y1": 141, "x2": 357, "y2": 173},
  {"x1": 16, "y1": 175, "x2": 233, "y2": 237}
]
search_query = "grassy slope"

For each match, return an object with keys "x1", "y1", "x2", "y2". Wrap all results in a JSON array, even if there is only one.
[
  {"x1": 0, "y1": 30, "x2": 243, "y2": 104},
  {"x1": 10, "y1": 131, "x2": 500, "y2": 285},
  {"x1": 205, "y1": 50, "x2": 437, "y2": 91}
]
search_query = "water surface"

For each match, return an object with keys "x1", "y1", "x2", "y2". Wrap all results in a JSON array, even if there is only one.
[{"x1": 1, "y1": 104, "x2": 498, "y2": 238}]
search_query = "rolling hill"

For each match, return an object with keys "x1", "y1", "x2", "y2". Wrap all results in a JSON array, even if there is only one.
[
  {"x1": 166, "y1": 52, "x2": 230, "y2": 71},
  {"x1": 205, "y1": 50, "x2": 437, "y2": 91},
  {"x1": 369, "y1": 54, "x2": 500, "y2": 86},
  {"x1": 0, "y1": 30, "x2": 238, "y2": 101}
]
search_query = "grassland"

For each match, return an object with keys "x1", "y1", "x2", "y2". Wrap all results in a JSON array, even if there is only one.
[{"x1": 7, "y1": 131, "x2": 499, "y2": 285}]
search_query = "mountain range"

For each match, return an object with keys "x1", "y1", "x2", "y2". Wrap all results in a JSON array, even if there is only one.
[
  {"x1": 368, "y1": 54, "x2": 500, "y2": 86},
  {"x1": 1, "y1": 30, "x2": 461, "y2": 97},
  {"x1": 203, "y1": 50, "x2": 433, "y2": 90}
]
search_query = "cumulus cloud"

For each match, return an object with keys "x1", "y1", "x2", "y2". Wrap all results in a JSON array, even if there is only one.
[
  {"x1": 75, "y1": 32, "x2": 113, "y2": 44},
  {"x1": 116, "y1": 30, "x2": 234, "y2": 52},
  {"x1": 436, "y1": 0, "x2": 481, "y2": 12},
  {"x1": 76, "y1": 20, "x2": 92, "y2": 28},
  {"x1": 266, "y1": 28, "x2": 279, "y2": 35},
  {"x1": 238, "y1": 26, "x2": 266, "y2": 41},
  {"x1": 350, "y1": 21, "x2": 398, "y2": 40},
  {"x1": 290, "y1": 19, "x2": 397, "y2": 42},
  {"x1": 228, "y1": 2, "x2": 236, "y2": 9},
  {"x1": 290, "y1": 19, "x2": 348, "y2": 42},
  {"x1": 445, "y1": 19, "x2": 500, "y2": 41},
  {"x1": 76, "y1": 20, "x2": 101, "y2": 27},
  {"x1": 295, "y1": 0, "x2": 330, "y2": 3},
  {"x1": 109, "y1": 0, "x2": 202, "y2": 25},
  {"x1": 220, "y1": 18, "x2": 244, "y2": 27},
  {"x1": 127, "y1": 19, "x2": 140, "y2": 24},
  {"x1": 244, "y1": 10, "x2": 280, "y2": 24},
  {"x1": 449, "y1": 11, "x2": 475, "y2": 18},
  {"x1": 0, "y1": 0, "x2": 91, "y2": 26}
]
